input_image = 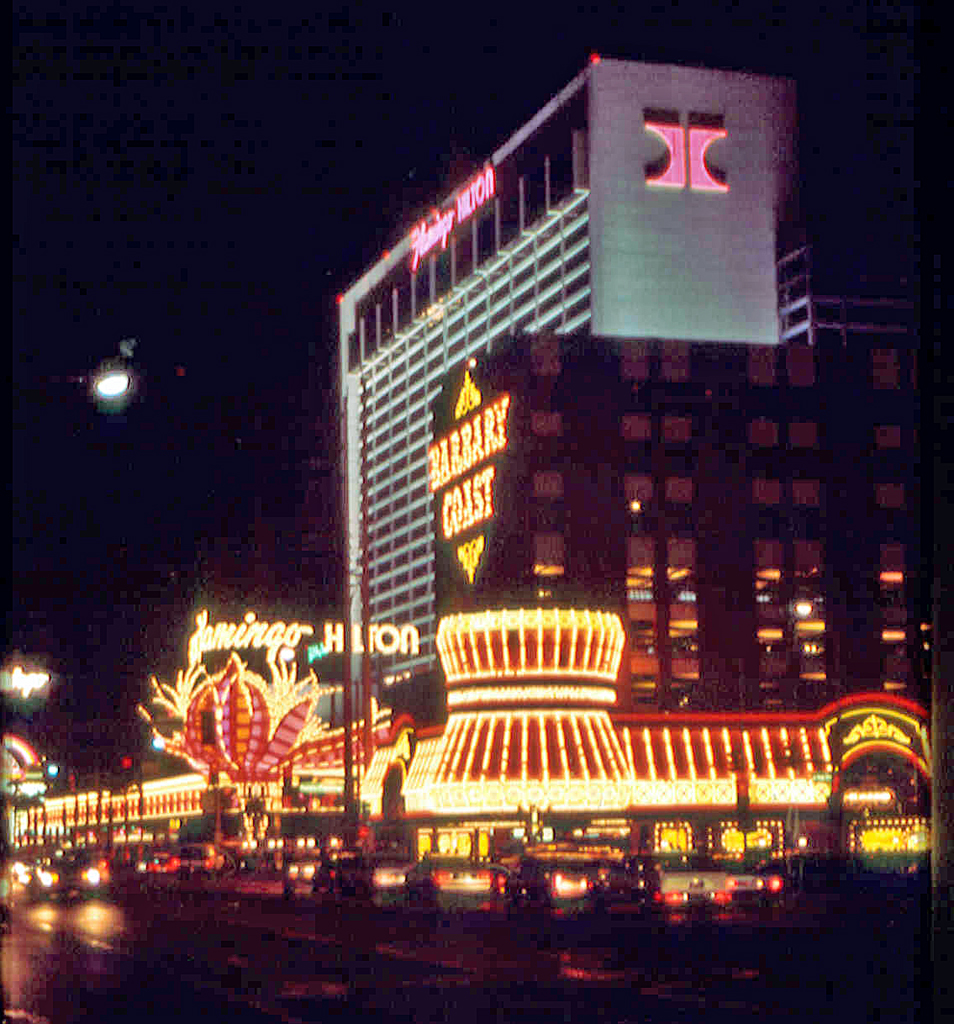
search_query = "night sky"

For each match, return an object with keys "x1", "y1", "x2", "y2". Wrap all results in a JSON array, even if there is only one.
[{"x1": 10, "y1": 4, "x2": 916, "y2": 774}]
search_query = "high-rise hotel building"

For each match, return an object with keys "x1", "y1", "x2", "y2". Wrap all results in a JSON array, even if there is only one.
[{"x1": 336, "y1": 58, "x2": 920, "y2": 710}]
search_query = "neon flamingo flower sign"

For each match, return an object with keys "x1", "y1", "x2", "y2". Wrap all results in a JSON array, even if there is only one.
[{"x1": 409, "y1": 165, "x2": 495, "y2": 272}]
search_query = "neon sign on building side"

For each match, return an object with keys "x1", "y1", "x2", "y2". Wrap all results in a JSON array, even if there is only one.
[
  {"x1": 429, "y1": 369, "x2": 511, "y2": 582},
  {"x1": 409, "y1": 166, "x2": 495, "y2": 272}
]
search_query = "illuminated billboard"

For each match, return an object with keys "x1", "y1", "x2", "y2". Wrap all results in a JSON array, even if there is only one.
[{"x1": 430, "y1": 362, "x2": 516, "y2": 605}]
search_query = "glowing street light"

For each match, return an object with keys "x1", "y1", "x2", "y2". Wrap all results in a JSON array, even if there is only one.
[{"x1": 94, "y1": 367, "x2": 131, "y2": 398}]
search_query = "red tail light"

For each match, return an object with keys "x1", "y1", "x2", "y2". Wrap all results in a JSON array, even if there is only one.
[
  {"x1": 727, "y1": 878, "x2": 737, "y2": 890},
  {"x1": 712, "y1": 891, "x2": 732, "y2": 904},
  {"x1": 433, "y1": 870, "x2": 453, "y2": 889},
  {"x1": 664, "y1": 891, "x2": 687, "y2": 905},
  {"x1": 767, "y1": 875, "x2": 783, "y2": 892}
]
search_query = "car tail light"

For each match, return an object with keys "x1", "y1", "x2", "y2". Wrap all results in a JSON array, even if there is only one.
[
  {"x1": 373, "y1": 868, "x2": 406, "y2": 888},
  {"x1": 712, "y1": 890, "x2": 732, "y2": 904},
  {"x1": 433, "y1": 870, "x2": 453, "y2": 890},
  {"x1": 168, "y1": 858, "x2": 180, "y2": 872},
  {"x1": 496, "y1": 873, "x2": 507, "y2": 895},
  {"x1": 552, "y1": 873, "x2": 588, "y2": 898},
  {"x1": 663, "y1": 891, "x2": 687, "y2": 905},
  {"x1": 727, "y1": 878, "x2": 737, "y2": 890},
  {"x1": 767, "y1": 875, "x2": 783, "y2": 892}
]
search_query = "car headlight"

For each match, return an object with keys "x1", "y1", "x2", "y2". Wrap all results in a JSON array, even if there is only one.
[
  {"x1": 85, "y1": 868, "x2": 101, "y2": 885},
  {"x1": 40, "y1": 870, "x2": 58, "y2": 887}
]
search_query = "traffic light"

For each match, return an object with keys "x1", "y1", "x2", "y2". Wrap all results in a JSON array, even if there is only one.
[{"x1": 120, "y1": 755, "x2": 133, "y2": 771}]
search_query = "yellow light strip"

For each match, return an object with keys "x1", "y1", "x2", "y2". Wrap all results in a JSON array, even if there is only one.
[
  {"x1": 818, "y1": 727, "x2": 832, "y2": 769},
  {"x1": 722, "y1": 727, "x2": 734, "y2": 772},
  {"x1": 446, "y1": 684, "x2": 614, "y2": 708},
  {"x1": 799, "y1": 727, "x2": 815, "y2": 774},
  {"x1": 541, "y1": 714, "x2": 550, "y2": 786},
  {"x1": 761, "y1": 727, "x2": 776, "y2": 780},
  {"x1": 742, "y1": 730, "x2": 755, "y2": 776},
  {"x1": 683, "y1": 728, "x2": 697, "y2": 781},
  {"x1": 500, "y1": 714, "x2": 511, "y2": 782},
  {"x1": 663, "y1": 727, "x2": 676, "y2": 782},
  {"x1": 623, "y1": 727, "x2": 636, "y2": 781},
  {"x1": 569, "y1": 611, "x2": 579, "y2": 672},
  {"x1": 602, "y1": 718, "x2": 629, "y2": 778},
  {"x1": 569, "y1": 715, "x2": 589, "y2": 782},
  {"x1": 454, "y1": 715, "x2": 475, "y2": 778},
  {"x1": 597, "y1": 717, "x2": 623, "y2": 782},
  {"x1": 702, "y1": 728, "x2": 715, "y2": 780},
  {"x1": 480, "y1": 716, "x2": 495, "y2": 780},
  {"x1": 537, "y1": 608, "x2": 544, "y2": 672},
  {"x1": 881, "y1": 629, "x2": 906, "y2": 642},
  {"x1": 644, "y1": 728, "x2": 657, "y2": 781},
  {"x1": 521, "y1": 713, "x2": 529, "y2": 784},
  {"x1": 583, "y1": 714, "x2": 607, "y2": 780},
  {"x1": 557, "y1": 716, "x2": 570, "y2": 782}
]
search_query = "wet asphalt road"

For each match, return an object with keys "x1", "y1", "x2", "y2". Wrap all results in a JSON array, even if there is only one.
[{"x1": 2, "y1": 879, "x2": 932, "y2": 1024}]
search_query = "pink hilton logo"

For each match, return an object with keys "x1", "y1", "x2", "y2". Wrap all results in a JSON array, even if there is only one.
[{"x1": 645, "y1": 122, "x2": 729, "y2": 193}]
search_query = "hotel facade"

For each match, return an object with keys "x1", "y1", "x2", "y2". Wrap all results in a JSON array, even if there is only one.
[{"x1": 13, "y1": 59, "x2": 924, "y2": 862}]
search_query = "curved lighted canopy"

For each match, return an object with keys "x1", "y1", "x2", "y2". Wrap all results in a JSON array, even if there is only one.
[
  {"x1": 436, "y1": 608, "x2": 625, "y2": 686},
  {"x1": 823, "y1": 694, "x2": 930, "y2": 778}
]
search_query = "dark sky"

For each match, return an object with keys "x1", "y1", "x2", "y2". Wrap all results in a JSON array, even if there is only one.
[{"x1": 10, "y1": 4, "x2": 916, "y2": 771}]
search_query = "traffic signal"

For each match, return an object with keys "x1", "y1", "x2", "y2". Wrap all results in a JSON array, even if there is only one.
[{"x1": 120, "y1": 755, "x2": 133, "y2": 771}]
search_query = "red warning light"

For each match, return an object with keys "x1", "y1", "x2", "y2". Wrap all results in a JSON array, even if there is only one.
[{"x1": 590, "y1": 53, "x2": 601, "y2": 65}]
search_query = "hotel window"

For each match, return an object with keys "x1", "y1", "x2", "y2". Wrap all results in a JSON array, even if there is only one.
[
  {"x1": 875, "y1": 482, "x2": 905, "y2": 509},
  {"x1": 663, "y1": 416, "x2": 693, "y2": 444},
  {"x1": 531, "y1": 410, "x2": 562, "y2": 437},
  {"x1": 794, "y1": 540, "x2": 825, "y2": 684},
  {"x1": 665, "y1": 477, "x2": 693, "y2": 503},
  {"x1": 624, "y1": 474, "x2": 654, "y2": 514},
  {"x1": 881, "y1": 607, "x2": 910, "y2": 691},
  {"x1": 875, "y1": 424, "x2": 902, "y2": 449},
  {"x1": 621, "y1": 342, "x2": 651, "y2": 382},
  {"x1": 628, "y1": 535, "x2": 658, "y2": 701},
  {"x1": 791, "y1": 479, "x2": 821, "y2": 507},
  {"x1": 879, "y1": 543, "x2": 906, "y2": 623},
  {"x1": 533, "y1": 471, "x2": 564, "y2": 499},
  {"x1": 747, "y1": 418, "x2": 778, "y2": 447},
  {"x1": 621, "y1": 414, "x2": 652, "y2": 442},
  {"x1": 786, "y1": 344, "x2": 815, "y2": 387},
  {"x1": 531, "y1": 336, "x2": 561, "y2": 376},
  {"x1": 789, "y1": 421, "x2": 818, "y2": 448},
  {"x1": 668, "y1": 538, "x2": 698, "y2": 682},
  {"x1": 872, "y1": 348, "x2": 900, "y2": 389},
  {"x1": 748, "y1": 346, "x2": 776, "y2": 386},
  {"x1": 661, "y1": 340, "x2": 690, "y2": 383},
  {"x1": 533, "y1": 532, "x2": 565, "y2": 577},
  {"x1": 754, "y1": 540, "x2": 784, "y2": 622},
  {"x1": 753, "y1": 478, "x2": 782, "y2": 505}
]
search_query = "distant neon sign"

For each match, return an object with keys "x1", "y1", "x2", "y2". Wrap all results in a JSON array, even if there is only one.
[
  {"x1": 409, "y1": 165, "x2": 495, "y2": 272},
  {"x1": 645, "y1": 122, "x2": 729, "y2": 193},
  {"x1": 2, "y1": 667, "x2": 51, "y2": 699},
  {"x1": 188, "y1": 610, "x2": 314, "y2": 666}
]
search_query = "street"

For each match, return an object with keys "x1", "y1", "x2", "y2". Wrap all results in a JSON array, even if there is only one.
[{"x1": 2, "y1": 876, "x2": 930, "y2": 1023}]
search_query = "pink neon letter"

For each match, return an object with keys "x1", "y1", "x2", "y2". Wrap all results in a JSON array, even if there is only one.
[
  {"x1": 688, "y1": 127, "x2": 729, "y2": 192},
  {"x1": 645, "y1": 123, "x2": 685, "y2": 188}
]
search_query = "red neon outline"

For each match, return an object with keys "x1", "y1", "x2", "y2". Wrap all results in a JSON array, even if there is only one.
[
  {"x1": 688, "y1": 127, "x2": 729, "y2": 193},
  {"x1": 644, "y1": 122, "x2": 685, "y2": 188},
  {"x1": 839, "y1": 741, "x2": 930, "y2": 779}
]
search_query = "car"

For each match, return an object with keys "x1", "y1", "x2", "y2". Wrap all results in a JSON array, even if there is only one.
[
  {"x1": 144, "y1": 850, "x2": 181, "y2": 876},
  {"x1": 177, "y1": 843, "x2": 221, "y2": 878},
  {"x1": 29, "y1": 851, "x2": 111, "y2": 901},
  {"x1": 404, "y1": 857, "x2": 510, "y2": 911},
  {"x1": 282, "y1": 850, "x2": 319, "y2": 898},
  {"x1": 506, "y1": 850, "x2": 622, "y2": 915},
  {"x1": 655, "y1": 852, "x2": 733, "y2": 909}
]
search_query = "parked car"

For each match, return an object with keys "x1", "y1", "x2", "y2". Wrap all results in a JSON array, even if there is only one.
[
  {"x1": 506, "y1": 849, "x2": 624, "y2": 915},
  {"x1": 144, "y1": 850, "x2": 181, "y2": 876},
  {"x1": 655, "y1": 852, "x2": 733, "y2": 909},
  {"x1": 282, "y1": 849, "x2": 319, "y2": 898},
  {"x1": 28, "y1": 851, "x2": 111, "y2": 901},
  {"x1": 405, "y1": 857, "x2": 510, "y2": 911},
  {"x1": 177, "y1": 842, "x2": 222, "y2": 878}
]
